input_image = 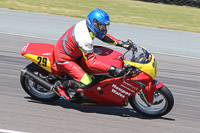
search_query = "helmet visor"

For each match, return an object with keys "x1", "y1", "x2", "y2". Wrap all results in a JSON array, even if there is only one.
[
  {"x1": 94, "y1": 19, "x2": 110, "y2": 35},
  {"x1": 98, "y1": 24, "x2": 109, "y2": 34}
]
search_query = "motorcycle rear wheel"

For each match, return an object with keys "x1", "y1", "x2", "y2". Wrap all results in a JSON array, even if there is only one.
[
  {"x1": 20, "y1": 63, "x2": 59, "y2": 102},
  {"x1": 129, "y1": 85, "x2": 174, "y2": 117}
]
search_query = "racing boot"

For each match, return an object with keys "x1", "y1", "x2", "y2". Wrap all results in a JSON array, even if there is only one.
[
  {"x1": 54, "y1": 81, "x2": 70, "y2": 101},
  {"x1": 66, "y1": 80, "x2": 88, "y2": 103},
  {"x1": 55, "y1": 80, "x2": 91, "y2": 103}
]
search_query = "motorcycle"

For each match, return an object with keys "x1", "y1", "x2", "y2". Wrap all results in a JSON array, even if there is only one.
[{"x1": 20, "y1": 40, "x2": 174, "y2": 117}]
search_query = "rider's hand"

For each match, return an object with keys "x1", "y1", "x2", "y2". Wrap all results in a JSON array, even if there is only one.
[
  {"x1": 108, "y1": 66, "x2": 125, "y2": 77},
  {"x1": 117, "y1": 39, "x2": 133, "y2": 50}
]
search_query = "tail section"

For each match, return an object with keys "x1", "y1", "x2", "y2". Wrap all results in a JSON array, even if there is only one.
[{"x1": 21, "y1": 43, "x2": 55, "y2": 73}]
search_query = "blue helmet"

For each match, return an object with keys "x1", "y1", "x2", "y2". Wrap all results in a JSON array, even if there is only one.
[{"x1": 86, "y1": 9, "x2": 110, "y2": 39}]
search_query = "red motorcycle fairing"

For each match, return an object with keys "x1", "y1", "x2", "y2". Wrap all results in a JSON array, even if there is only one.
[
  {"x1": 143, "y1": 80, "x2": 164, "y2": 103},
  {"x1": 21, "y1": 43, "x2": 54, "y2": 71},
  {"x1": 83, "y1": 71, "x2": 153, "y2": 106},
  {"x1": 21, "y1": 43, "x2": 63, "y2": 76},
  {"x1": 21, "y1": 43, "x2": 123, "y2": 76}
]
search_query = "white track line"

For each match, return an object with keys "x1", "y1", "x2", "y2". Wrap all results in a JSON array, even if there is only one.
[
  {"x1": 0, "y1": 31, "x2": 57, "y2": 41},
  {"x1": 0, "y1": 129, "x2": 27, "y2": 133}
]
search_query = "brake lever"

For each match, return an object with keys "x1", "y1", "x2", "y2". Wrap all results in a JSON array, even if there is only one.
[{"x1": 123, "y1": 69, "x2": 131, "y2": 82}]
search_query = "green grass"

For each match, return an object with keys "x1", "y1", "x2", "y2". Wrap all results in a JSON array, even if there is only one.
[{"x1": 0, "y1": 0, "x2": 200, "y2": 33}]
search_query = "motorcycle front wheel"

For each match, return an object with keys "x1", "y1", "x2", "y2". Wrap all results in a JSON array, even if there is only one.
[
  {"x1": 129, "y1": 85, "x2": 174, "y2": 117},
  {"x1": 20, "y1": 63, "x2": 59, "y2": 102}
]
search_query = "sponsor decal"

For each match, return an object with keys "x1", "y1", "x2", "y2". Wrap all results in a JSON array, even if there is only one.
[
  {"x1": 85, "y1": 43, "x2": 93, "y2": 49},
  {"x1": 120, "y1": 84, "x2": 135, "y2": 93},
  {"x1": 111, "y1": 89, "x2": 125, "y2": 98},
  {"x1": 123, "y1": 81, "x2": 139, "y2": 91},
  {"x1": 22, "y1": 43, "x2": 29, "y2": 52},
  {"x1": 111, "y1": 84, "x2": 131, "y2": 98}
]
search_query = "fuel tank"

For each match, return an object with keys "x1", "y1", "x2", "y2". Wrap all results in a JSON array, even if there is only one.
[{"x1": 79, "y1": 46, "x2": 123, "y2": 73}]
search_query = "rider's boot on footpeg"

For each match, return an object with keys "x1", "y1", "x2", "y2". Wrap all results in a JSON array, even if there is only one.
[{"x1": 54, "y1": 81, "x2": 70, "y2": 101}]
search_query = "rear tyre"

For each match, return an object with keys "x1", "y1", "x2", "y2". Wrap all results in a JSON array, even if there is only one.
[
  {"x1": 129, "y1": 85, "x2": 174, "y2": 117},
  {"x1": 20, "y1": 63, "x2": 59, "y2": 102}
]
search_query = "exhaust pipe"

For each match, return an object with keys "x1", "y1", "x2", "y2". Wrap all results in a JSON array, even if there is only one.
[{"x1": 21, "y1": 68, "x2": 53, "y2": 91}]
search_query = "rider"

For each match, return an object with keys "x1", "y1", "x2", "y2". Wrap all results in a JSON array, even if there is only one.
[{"x1": 54, "y1": 8, "x2": 131, "y2": 101}]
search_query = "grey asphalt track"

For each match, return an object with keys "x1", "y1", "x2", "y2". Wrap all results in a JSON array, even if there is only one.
[{"x1": 0, "y1": 8, "x2": 200, "y2": 133}]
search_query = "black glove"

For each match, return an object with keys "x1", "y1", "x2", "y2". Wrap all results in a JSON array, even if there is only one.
[
  {"x1": 117, "y1": 39, "x2": 133, "y2": 50},
  {"x1": 108, "y1": 66, "x2": 125, "y2": 77}
]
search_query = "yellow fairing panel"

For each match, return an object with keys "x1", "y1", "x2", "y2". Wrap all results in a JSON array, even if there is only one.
[
  {"x1": 24, "y1": 54, "x2": 52, "y2": 72},
  {"x1": 124, "y1": 54, "x2": 157, "y2": 79}
]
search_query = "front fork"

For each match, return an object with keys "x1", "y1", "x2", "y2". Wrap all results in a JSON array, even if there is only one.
[{"x1": 142, "y1": 79, "x2": 163, "y2": 103}]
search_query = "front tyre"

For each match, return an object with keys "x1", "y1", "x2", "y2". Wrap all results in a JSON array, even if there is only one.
[
  {"x1": 20, "y1": 63, "x2": 59, "y2": 102},
  {"x1": 129, "y1": 85, "x2": 174, "y2": 117}
]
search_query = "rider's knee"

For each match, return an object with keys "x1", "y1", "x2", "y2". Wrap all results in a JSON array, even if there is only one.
[{"x1": 80, "y1": 73, "x2": 92, "y2": 86}]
